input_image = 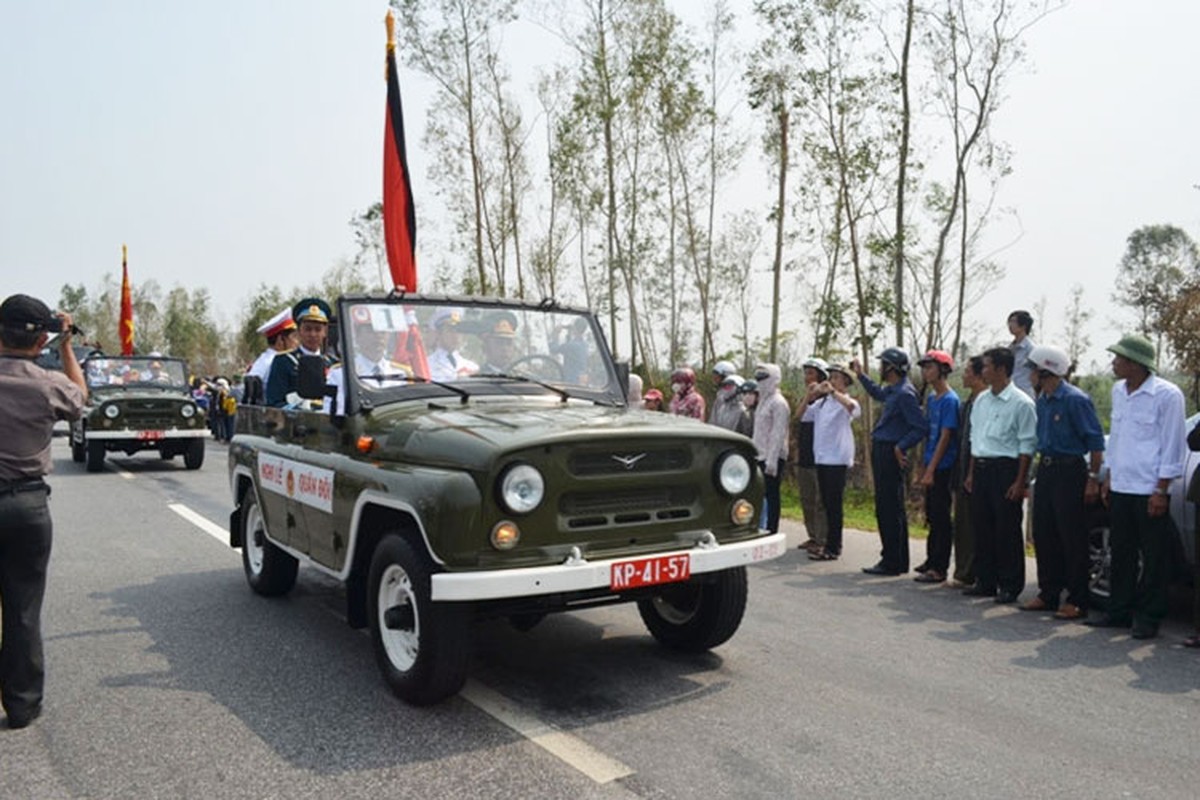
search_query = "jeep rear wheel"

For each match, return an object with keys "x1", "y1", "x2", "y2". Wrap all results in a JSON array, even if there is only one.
[
  {"x1": 86, "y1": 440, "x2": 106, "y2": 472},
  {"x1": 183, "y1": 438, "x2": 205, "y2": 470},
  {"x1": 241, "y1": 492, "x2": 297, "y2": 596},
  {"x1": 1088, "y1": 523, "x2": 1113, "y2": 611},
  {"x1": 636, "y1": 567, "x2": 748, "y2": 652},
  {"x1": 367, "y1": 535, "x2": 469, "y2": 706}
]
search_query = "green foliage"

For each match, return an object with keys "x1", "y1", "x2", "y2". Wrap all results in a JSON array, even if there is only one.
[{"x1": 1112, "y1": 224, "x2": 1200, "y2": 342}]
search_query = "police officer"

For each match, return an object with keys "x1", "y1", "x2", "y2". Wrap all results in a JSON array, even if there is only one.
[
  {"x1": 0, "y1": 294, "x2": 88, "y2": 729},
  {"x1": 265, "y1": 298, "x2": 336, "y2": 407},
  {"x1": 1021, "y1": 345, "x2": 1104, "y2": 620}
]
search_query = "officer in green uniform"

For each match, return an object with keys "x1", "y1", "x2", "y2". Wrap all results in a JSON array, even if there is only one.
[
  {"x1": 0, "y1": 294, "x2": 88, "y2": 729},
  {"x1": 265, "y1": 298, "x2": 337, "y2": 407}
]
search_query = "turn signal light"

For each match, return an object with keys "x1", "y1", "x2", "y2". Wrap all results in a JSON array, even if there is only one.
[
  {"x1": 731, "y1": 499, "x2": 755, "y2": 526},
  {"x1": 356, "y1": 436, "x2": 375, "y2": 454}
]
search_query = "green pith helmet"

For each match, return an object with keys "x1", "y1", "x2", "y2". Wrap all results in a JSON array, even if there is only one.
[{"x1": 1107, "y1": 334, "x2": 1156, "y2": 372}]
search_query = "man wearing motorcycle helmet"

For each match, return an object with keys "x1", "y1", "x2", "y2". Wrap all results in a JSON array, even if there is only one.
[
  {"x1": 850, "y1": 347, "x2": 926, "y2": 575},
  {"x1": 1021, "y1": 344, "x2": 1104, "y2": 621},
  {"x1": 668, "y1": 366, "x2": 705, "y2": 420},
  {"x1": 913, "y1": 350, "x2": 960, "y2": 584},
  {"x1": 711, "y1": 373, "x2": 750, "y2": 435}
]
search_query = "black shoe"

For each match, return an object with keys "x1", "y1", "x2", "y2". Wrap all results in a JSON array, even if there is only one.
[
  {"x1": 994, "y1": 591, "x2": 1020, "y2": 605},
  {"x1": 962, "y1": 585, "x2": 995, "y2": 597},
  {"x1": 1084, "y1": 615, "x2": 1133, "y2": 629},
  {"x1": 913, "y1": 562, "x2": 930, "y2": 575},
  {"x1": 862, "y1": 563, "x2": 903, "y2": 576},
  {"x1": 6, "y1": 704, "x2": 41, "y2": 730},
  {"x1": 1131, "y1": 621, "x2": 1159, "y2": 640}
]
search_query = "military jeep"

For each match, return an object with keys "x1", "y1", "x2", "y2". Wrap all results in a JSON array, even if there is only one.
[
  {"x1": 71, "y1": 355, "x2": 209, "y2": 472},
  {"x1": 227, "y1": 294, "x2": 784, "y2": 705}
]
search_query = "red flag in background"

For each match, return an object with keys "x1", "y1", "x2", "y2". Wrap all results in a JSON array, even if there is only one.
[
  {"x1": 383, "y1": 10, "x2": 417, "y2": 293},
  {"x1": 119, "y1": 244, "x2": 134, "y2": 355}
]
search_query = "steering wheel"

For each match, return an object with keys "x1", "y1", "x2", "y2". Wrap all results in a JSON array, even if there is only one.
[{"x1": 507, "y1": 354, "x2": 564, "y2": 381}]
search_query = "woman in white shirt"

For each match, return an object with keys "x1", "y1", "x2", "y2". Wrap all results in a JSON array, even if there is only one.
[{"x1": 800, "y1": 363, "x2": 861, "y2": 560}]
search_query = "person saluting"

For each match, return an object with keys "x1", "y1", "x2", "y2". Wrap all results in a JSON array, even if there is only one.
[{"x1": 0, "y1": 294, "x2": 88, "y2": 729}]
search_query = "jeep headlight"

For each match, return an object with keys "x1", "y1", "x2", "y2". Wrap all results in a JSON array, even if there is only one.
[
  {"x1": 716, "y1": 451, "x2": 752, "y2": 495},
  {"x1": 180, "y1": 403, "x2": 196, "y2": 418},
  {"x1": 104, "y1": 404, "x2": 120, "y2": 420},
  {"x1": 498, "y1": 463, "x2": 544, "y2": 515}
]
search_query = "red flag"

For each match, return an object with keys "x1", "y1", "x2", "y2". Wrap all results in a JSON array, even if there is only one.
[
  {"x1": 383, "y1": 12, "x2": 417, "y2": 292},
  {"x1": 119, "y1": 244, "x2": 134, "y2": 355}
]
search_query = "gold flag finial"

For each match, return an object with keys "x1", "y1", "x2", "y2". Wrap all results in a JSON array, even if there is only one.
[{"x1": 385, "y1": 9, "x2": 396, "y2": 54}]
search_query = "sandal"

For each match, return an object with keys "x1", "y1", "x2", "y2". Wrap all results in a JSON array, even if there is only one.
[
  {"x1": 1183, "y1": 635, "x2": 1200, "y2": 649},
  {"x1": 914, "y1": 571, "x2": 946, "y2": 583},
  {"x1": 808, "y1": 548, "x2": 838, "y2": 561}
]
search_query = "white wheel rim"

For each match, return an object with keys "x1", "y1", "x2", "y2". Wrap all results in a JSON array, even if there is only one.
[
  {"x1": 378, "y1": 563, "x2": 419, "y2": 672},
  {"x1": 244, "y1": 502, "x2": 265, "y2": 575},
  {"x1": 653, "y1": 590, "x2": 699, "y2": 625}
]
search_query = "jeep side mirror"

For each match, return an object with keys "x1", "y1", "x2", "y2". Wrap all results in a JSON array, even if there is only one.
[{"x1": 297, "y1": 355, "x2": 329, "y2": 400}]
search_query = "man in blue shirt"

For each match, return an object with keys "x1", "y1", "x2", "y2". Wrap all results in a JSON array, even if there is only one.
[
  {"x1": 1022, "y1": 345, "x2": 1105, "y2": 620},
  {"x1": 914, "y1": 350, "x2": 960, "y2": 584},
  {"x1": 851, "y1": 347, "x2": 926, "y2": 575}
]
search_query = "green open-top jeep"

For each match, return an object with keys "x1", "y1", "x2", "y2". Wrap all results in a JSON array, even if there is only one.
[
  {"x1": 72, "y1": 355, "x2": 208, "y2": 472},
  {"x1": 228, "y1": 294, "x2": 784, "y2": 705}
]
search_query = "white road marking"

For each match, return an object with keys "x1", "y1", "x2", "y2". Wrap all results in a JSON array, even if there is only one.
[
  {"x1": 460, "y1": 679, "x2": 635, "y2": 784},
  {"x1": 168, "y1": 503, "x2": 228, "y2": 544},
  {"x1": 166, "y1": 501, "x2": 635, "y2": 787}
]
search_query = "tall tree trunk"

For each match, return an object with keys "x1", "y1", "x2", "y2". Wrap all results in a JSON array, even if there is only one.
[
  {"x1": 769, "y1": 107, "x2": 788, "y2": 364},
  {"x1": 893, "y1": 0, "x2": 914, "y2": 348}
]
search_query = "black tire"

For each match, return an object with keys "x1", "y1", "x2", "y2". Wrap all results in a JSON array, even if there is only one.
[
  {"x1": 241, "y1": 492, "x2": 298, "y2": 596},
  {"x1": 1087, "y1": 523, "x2": 1112, "y2": 611},
  {"x1": 636, "y1": 567, "x2": 748, "y2": 652},
  {"x1": 86, "y1": 440, "x2": 106, "y2": 472},
  {"x1": 367, "y1": 534, "x2": 469, "y2": 706},
  {"x1": 183, "y1": 438, "x2": 205, "y2": 470},
  {"x1": 71, "y1": 431, "x2": 85, "y2": 463}
]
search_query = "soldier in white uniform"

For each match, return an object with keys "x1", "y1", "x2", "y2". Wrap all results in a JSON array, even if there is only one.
[
  {"x1": 246, "y1": 307, "x2": 297, "y2": 382},
  {"x1": 427, "y1": 307, "x2": 478, "y2": 381},
  {"x1": 326, "y1": 322, "x2": 411, "y2": 415}
]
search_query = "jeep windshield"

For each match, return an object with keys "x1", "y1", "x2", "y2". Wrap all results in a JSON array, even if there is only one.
[
  {"x1": 84, "y1": 356, "x2": 189, "y2": 391},
  {"x1": 336, "y1": 297, "x2": 624, "y2": 408}
]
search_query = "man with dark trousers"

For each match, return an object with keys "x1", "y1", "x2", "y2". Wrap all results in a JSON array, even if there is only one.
[
  {"x1": 0, "y1": 294, "x2": 87, "y2": 729},
  {"x1": 851, "y1": 348, "x2": 925, "y2": 576},
  {"x1": 1020, "y1": 345, "x2": 1105, "y2": 620},
  {"x1": 963, "y1": 346, "x2": 1037, "y2": 603},
  {"x1": 950, "y1": 356, "x2": 986, "y2": 588},
  {"x1": 1088, "y1": 334, "x2": 1186, "y2": 639}
]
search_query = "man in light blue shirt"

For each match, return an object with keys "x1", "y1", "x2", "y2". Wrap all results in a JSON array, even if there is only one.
[{"x1": 964, "y1": 347, "x2": 1037, "y2": 603}]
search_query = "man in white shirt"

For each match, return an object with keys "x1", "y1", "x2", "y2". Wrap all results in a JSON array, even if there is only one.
[
  {"x1": 1007, "y1": 310, "x2": 1037, "y2": 397},
  {"x1": 427, "y1": 307, "x2": 478, "y2": 381},
  {"x1": 1088, "y1": 334, "x2": 1187, "y2": 639},
  {"x1": 246, "y1": 308, "x2": 297, "y2": 385}
]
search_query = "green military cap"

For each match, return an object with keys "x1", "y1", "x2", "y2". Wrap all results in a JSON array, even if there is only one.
[
  {"x1": 292, "y1": 297, "x2": 332, "y2": 325},
  {"x1": 1107, "y1": 334, "x2": 1156, "y2": 372}
]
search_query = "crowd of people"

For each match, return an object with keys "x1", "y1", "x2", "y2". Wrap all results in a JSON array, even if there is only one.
[{"x1": 646, "y1": 310, "x2": 1198, "y2": 646}]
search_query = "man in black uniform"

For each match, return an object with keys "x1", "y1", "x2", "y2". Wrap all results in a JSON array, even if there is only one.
[
  {"x1": 0, "y1": 294, "x2": 87, "y2": 729},
  {"x1": 265, "y1": 297, "x2": 336, "y2": 407}
]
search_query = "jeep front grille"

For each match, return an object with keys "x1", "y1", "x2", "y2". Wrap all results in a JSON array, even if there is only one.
[
  {"x1": 560, "y1": 486, "x2": 696, "y2": 529},
  {"x1": 122, "y1": 401, "x2": 182, "y2": 428},
  {"x1": 567, "y1": 447, "x2": 692, "y2": 476}
]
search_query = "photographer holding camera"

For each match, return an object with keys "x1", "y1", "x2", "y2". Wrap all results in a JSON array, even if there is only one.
[{"x1": 0, "y1": 293, "x2": 87, "y2": 730}]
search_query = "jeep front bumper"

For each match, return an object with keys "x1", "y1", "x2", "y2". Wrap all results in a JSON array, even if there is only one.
[
  {"x1": 430, "y1": 531, "x2": 787, "y2": 602},
  {"x1": 85, "y1": 429, "x2": 211, "y2": 439}
]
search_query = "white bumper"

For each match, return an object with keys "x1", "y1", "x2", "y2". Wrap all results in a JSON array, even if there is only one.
[
  {"x1": 430, "y1": 531, "x2": 787, "y2": 602},
  {"x1": 86, "y1": 429, "x2": 211, "y2": 440}
]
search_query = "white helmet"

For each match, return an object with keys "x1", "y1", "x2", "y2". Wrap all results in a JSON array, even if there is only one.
[
  {"x1": 1026, "y1": 345, "x2": 1071, "y2": 377},
  {"x1": 801, "y1": 357, "x2": 829, "y2": 378},
  {"x1": 711, "y1": 360, "x2": 736, "y2": 379}
]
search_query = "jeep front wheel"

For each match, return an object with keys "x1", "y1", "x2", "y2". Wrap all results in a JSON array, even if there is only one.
[
  {"x1": 71, "y1": 426, "x2": 85, "y2": 463},
  {"x1": 367, "y1": 535, "x2": 469, "y2": 706},
  {"x1": 183, "y1": 438, "x2": 205, "y2": 470},
  {"x1": 86, "y1": 440, "x2": 106, "y2": 472},
  {"x1": 636, "y1": 567, "x2": 748, "y2": 652},
  {"x1": 241, "y1": 492, "x2": 298, "y2": 596}
]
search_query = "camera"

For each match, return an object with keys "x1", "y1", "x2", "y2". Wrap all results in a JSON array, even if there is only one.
[{"x1": 45, "y1": 318, "x2": 84, "y2": 336}]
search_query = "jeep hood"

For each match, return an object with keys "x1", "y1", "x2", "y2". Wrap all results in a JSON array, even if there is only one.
[{"x1": 364, "y1": 401, "x2": 748, "y2": 471}]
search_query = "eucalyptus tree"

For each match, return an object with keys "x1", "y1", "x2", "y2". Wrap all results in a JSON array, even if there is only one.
[
  {"x1": 1113, "y1": 223, "x2": 1200, "y2": 356},
  {"x1": 392, "y1": 0, "x2": 519, "y2": 295}
]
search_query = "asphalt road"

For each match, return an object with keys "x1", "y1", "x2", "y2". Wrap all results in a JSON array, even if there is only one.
[{"x1": 4, "y1": 438, "x2": 1199, "y2": 799}]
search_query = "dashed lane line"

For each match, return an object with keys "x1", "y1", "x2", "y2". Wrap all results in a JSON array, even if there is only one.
[
  {"x1": 167, "y1": 502, "x2": 637, "y2": 787},
  {"x1": 168, "y1": 502, "x2": 228, "y2": 544},
  {"x1": 460, "y1": 679, "x2": 636, "y2": 785}
]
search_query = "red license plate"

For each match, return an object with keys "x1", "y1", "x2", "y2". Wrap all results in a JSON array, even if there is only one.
[
  {"x1": 137, "y1": 430, "x2": 165, "y2": 441},
  {"x1": 610, "y1": 554, "x2": 691, "y2": 590}
]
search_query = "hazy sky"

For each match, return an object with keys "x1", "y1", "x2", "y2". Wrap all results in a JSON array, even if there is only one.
[{"x1": 2, "y1": 1, "x2": 1197, "y2": 370}]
